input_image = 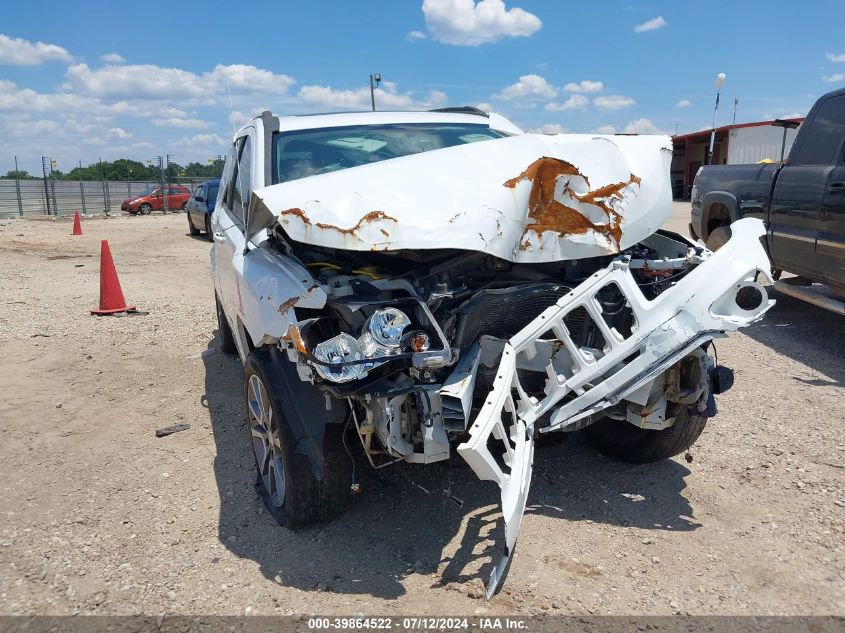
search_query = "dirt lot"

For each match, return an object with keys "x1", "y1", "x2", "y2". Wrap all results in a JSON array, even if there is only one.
[{"x1": 0, "y1": 209, "x2": 842, "y2": 616}]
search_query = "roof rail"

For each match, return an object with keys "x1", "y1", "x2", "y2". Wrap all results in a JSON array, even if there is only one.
[{"x1": 428, "y1": 106, "x2": 490, "y2": 118}]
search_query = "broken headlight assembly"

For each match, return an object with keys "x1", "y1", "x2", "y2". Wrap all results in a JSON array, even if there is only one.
[{"x1": 290, "y1": 300, "x2": 452, "y2": 384}]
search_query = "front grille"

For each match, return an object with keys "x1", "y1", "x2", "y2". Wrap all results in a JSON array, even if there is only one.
[{"x1": 452, "y1": 283, "x2": 583, "y2": 350}]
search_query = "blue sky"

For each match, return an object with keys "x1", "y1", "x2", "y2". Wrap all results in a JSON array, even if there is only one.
[{"x1": 2, "y1": 0, "x2": 843, "y2": 174}]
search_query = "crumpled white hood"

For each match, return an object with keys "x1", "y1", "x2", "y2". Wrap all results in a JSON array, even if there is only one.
[{"x1": 254, "y1": 132, "x2": 673, "y2": 263}]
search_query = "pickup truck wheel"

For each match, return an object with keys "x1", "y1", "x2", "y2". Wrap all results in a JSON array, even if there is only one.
[
  {"x1": 583, "y1": 405, "x2": 707, "y2": 463},
  {"x1": 244, "y1": 349, "x2": 351, "y2": 527},
  {"x1": 187, "y1": 213, "x2": 200, "y2": 236},
  {"x1": 705, "y1": 225, "x2": 732, "y2": 251},
  {"x1": 215, "y1": 294, "x2": 236, "y2": 355}
]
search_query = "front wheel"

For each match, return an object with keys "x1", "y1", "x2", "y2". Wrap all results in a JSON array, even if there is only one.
[
  {"x1": 139, "y1": 203, "x2": 152, "y2": 215},
  {"x1": 204, "y1": 215, "x2": 213, "y2": 241},
  {"x1": 244, "y1": 349, "x2": 351, "y2": 527},
  {"x1": 583, "y1": 405, "x2": 707, "y2": 463},
  {"x1": 187, "y1": 212, "x2": 200, "y2": 235},
  {"x1": 705, "y1": 225, "x2": 731, "y2": 251}
]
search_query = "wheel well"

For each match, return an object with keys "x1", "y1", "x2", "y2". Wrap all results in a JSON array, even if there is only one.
[{"x1": 705, "y1": 203, "x2": 731, "y2": 238}]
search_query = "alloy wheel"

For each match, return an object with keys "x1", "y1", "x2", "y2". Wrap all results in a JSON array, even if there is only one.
[{"x1": 247, "y1": 373, "x2": 285, "y2": 508}]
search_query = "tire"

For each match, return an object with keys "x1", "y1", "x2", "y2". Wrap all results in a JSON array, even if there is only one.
[
  {"x1": 705, "y1": 225, "x2": 732, "y2": 251},
  {"x1": 583, "y1": 405, "x2": 707, "y2": 464},
  {"x1": 139, "y1": 203, "x2": 152, "y2": 215},
  {"x1": 244, "y1": 349, "x2": 351, "y2": 527},
  {"x1": 215, "y1": 293, "x2": 237, "y2": 355},
  {"x1": 205, "y1": 215, "x2": 213, "y2": 242},
  {"x1": 187, "y1": 212, "x2": 200, "y2": 235}
]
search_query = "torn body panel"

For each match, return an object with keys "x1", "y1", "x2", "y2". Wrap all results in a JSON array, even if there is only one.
[
  {"x1": 215, "y1": 110, "x2": 774, "y2": 600},
  {"x1": 457, "y1": 218, "x2": 773, "y2": 596},
  {"x1": 252, "y1": 133, "x2": 672, "y2": 263}
]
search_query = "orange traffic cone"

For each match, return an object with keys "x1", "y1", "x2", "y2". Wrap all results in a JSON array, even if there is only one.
[
  {"x1": 91, "y1": 240, "x2": 136, "y2": 315},
  {"x1": 71, "y1": 211, "x2": 83, "y2": 236}
]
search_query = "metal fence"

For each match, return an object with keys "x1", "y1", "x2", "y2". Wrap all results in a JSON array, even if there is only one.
[{"x1": 0, "y1": 178, "x2": 212, "y2": 218}]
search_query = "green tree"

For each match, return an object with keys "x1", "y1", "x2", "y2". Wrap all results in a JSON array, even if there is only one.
[{"x1": 2, "y1": 169, "x2": 35, "y2": 179}]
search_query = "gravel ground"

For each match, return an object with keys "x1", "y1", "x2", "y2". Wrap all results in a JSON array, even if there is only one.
[{"x1": 0, "y1": 209, "x2": 842, "y2": 616}]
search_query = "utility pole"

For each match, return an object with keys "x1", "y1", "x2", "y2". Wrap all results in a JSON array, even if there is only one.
[
  {"x1": 166, "y1": 153, "x2": 175, "y2": 213},
  {"x1": 152, "y1": 155, "x2": 166, "y2": 213},
  {"x1": 14, "y1": 156, "x2": 23, "y2": 217},
  {"x1": 732, "y1": 97, "x2": 739, "y2": 126},
  {"x1": 369, "y1": 73, "x2": 382, "y2": 111},
  {"x1": 707, "y1": 73, "x2": 726, "y2": 165}
]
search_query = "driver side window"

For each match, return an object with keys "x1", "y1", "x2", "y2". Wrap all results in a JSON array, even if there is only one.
[{"x1": 222, "y1": 137, "x2": 246, "y2": 227}]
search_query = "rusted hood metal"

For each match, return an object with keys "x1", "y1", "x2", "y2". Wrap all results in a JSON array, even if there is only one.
[{"x1": 252, "y1": 133, "x2": 673, "y2": 263}]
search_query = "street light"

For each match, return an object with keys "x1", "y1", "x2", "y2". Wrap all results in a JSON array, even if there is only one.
[
  {"x1": 369, "y1": 73, "x2": 382, "y2": 112},
  {"x1": 707, "y1": 72, "x2": 726, "y2": 165}
]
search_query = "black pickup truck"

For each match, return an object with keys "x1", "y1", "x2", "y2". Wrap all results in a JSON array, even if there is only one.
[{"x1": 691, "y1": 88, "x2": 845, "y2": 299}]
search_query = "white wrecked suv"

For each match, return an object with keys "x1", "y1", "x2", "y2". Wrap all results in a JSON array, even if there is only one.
[{"x1": 210, "y1": 108, "x2": 772, "y2": 596}]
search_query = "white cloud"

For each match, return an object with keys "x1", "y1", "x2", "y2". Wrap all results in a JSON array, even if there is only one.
[
  {"x1": 63, "y1": 62, "x2": 295, "y2": 100},
  {"x1": 780, "y1": 112, "x2": 804, "y2": 119},
  {"x1": 207, "y1": 64, "x2": 295, "y2": 94},
  {"x1": 422, "y1": 0, "x2": 542, "y2": 46},
  {"x1": 826, "y1": 52, "x2": 845, "y2": 63},
  {"x1": 476, "y1": 102, "x2": 493, "y2": 112},
  {"x1": 594, "y1": 94, "x2": 635, "y2": 110},
  {"x1": 298, "y1": 81, "x2": 447, "y2": 111},
  {"x1": 545, "y1": 94, "x2": 589, "y2": 111},
  {"x1": 0, "y1": 34, "x2": 72, "y2": 65},
  {"x1": 179, "y1": 133, "x2": 227, "y2": 145},
  {"x1": 823, "y1": 73, "x2": 845, "y2": 83},
  {"x1": 623, "y1": 118, "x2": 666, "y2": 134},
  {"x1": 407, "y1": 30, "x2": 427, "y2": 41},
  {"x1": 634, "y1": 16, "x2": 667, "y2": 33},
  {"x1": 592, "y1": 125, "x2": 617, "y2": 134},
  {"x1": 100, "y1": 53, "x2": 125, "y2": 63},
  {"x1": 529, "y1": 123, "x2": 568, "y2": 134},
  {"x1": 107, "y1": 127, "x2": 131, "y2": 139},
  {"x1": 675, "y1": 99, "x2": 692, "y2": 108},
  {"x1": 563, "y1": 80, "x2": 603, "y2": 93},
  {"x1": 229, "y1": 110, "x2": 262, "y2": 126},
  {"x1": 493, "y1": 74, "x2": 557, "y2": 100},
  {"x1": 151, "y1": 117, "x2": 210, "y2": 129}
]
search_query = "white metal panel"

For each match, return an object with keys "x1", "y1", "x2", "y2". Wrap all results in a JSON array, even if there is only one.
[
  {"x1": 255, "y1": 133, "x2": 673, "y2": 263},
  {"x1": 728, "y1": 124, "x2": 801, "y2": 164}
]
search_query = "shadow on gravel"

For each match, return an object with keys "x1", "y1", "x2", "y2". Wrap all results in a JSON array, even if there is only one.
[
  {"x1": 742, "y1": 289, "x2": 845, "y2": 387},
  {"x1": 202, "y1": 336, "x2": 699, "y2": 600}
]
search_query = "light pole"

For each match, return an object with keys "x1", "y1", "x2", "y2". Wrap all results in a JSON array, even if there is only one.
[
  {"x1": 707, "y1": 72, "x2": 726, "y2": 165},
  {"x1": 369, "y1": 73, "x2": 382, "y2": 111}
]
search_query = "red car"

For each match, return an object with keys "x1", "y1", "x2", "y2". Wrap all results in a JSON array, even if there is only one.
[{"x1": 121, "y1": 185, "x2": 192, "y2": 215}]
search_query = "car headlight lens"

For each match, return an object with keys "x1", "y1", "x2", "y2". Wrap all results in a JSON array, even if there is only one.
[
  {"x1": 312, "y1": 333, "x2": 367, "y2": 383},
  {"x1": 310, "y1": 308, "x2": 418, "y2": 383},
  {"x1": 367, "y1": 307, "x2": 411, "y2": 347}
]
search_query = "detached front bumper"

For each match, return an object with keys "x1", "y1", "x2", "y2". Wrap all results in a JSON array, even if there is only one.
[{"x1": 457, "y1": 218, "x2": 774, "y2": 597}]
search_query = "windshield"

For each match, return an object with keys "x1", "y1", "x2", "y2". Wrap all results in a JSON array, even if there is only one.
[
  {"x1": 272, "y1": 123, "x2": 504, "y2": 184},
  {"x1": 207, "y1": 183, "x2": 219, "y2": 204},
  {"x1": 137, "y1": 187, "x2": 157, "y2": 197}
]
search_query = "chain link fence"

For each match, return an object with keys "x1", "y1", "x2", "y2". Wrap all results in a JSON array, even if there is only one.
[{"x1": 0, "y1": 178, "x2": 212, "y2": 219}]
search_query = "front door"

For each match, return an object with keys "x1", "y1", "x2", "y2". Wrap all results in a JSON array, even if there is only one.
[{"x1": 213, "y1": 130, "x2": 254, "y2": 350}]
